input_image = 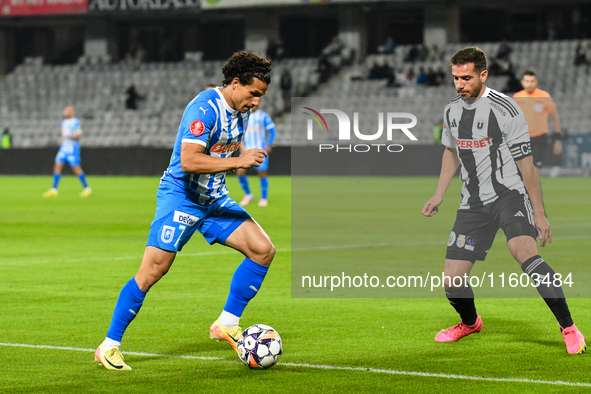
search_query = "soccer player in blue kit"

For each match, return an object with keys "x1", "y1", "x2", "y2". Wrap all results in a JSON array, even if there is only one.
[
  {"x1": 237, "y1": 102, "x2": 276, "y2": 207},
  {"x1": 95, "y1": 52, "x2": 274, "y2": 370},
  {"x1": 43, "y1": 106, "x2": 92, "y2": 197}
]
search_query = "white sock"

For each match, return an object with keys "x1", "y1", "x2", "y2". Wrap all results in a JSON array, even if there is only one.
[
  {"x1": 102, "y1": 337, "x2": 121, "y2": 349},
  {"x1": 218, "y1": 310, "x2": 240, "y2": 328}
]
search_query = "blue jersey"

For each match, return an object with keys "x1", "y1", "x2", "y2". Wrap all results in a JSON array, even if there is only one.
[
  {"x1": 59, "y1": 117, "x2": 82, "y2": 155},
  {"x1": 242, "y1": 109, "x2": 275, "y2": 150},
  {"x1": 164, "y1": 88, "x2": 249, "y2": 205}
]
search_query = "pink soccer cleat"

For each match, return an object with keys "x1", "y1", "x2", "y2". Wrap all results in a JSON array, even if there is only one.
[
  {"x1": 240, "y1": 194, "x2": 254, "y2": 207},
  {"x1": 562, "y1": 324, "x2": 586, "y2": 355},
  {"x1": 435, "y1": 315, "x2": 482, "y2": 342}
]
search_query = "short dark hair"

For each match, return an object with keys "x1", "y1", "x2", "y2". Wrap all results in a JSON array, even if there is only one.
[
  {"x1": 221, "y1": 51, "x2": 272, "y2": 86},
  {"x1": 449, "y1": 46, "x2": 487, "y2": 74},
  {"x1": 521, "y1": 70, "x2": 537, "y2": 79}
]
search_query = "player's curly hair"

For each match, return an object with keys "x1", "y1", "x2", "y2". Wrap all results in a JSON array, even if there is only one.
[
  {"x1": 449, "y1": 46, "x2": 487, "y2": 73},
  {"x1": 221, "y1": 51, "x2": 272, "y2": 86}
]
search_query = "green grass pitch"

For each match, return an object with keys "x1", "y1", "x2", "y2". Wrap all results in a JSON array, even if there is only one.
[{"x1": 0, "y1": 175, "x2": 590, "y2": 393}]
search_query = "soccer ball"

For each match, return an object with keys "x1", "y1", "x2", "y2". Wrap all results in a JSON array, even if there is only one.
[{"x1": 236, "y1": 324, "x2": 282, "y2": 369}]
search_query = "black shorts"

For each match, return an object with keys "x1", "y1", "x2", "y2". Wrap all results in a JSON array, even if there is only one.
[
  {"x1": 445, "y1": 190, "x2": 538, "y2": 263},
  {"x1": 530, "y1": 134, "x2": 549, "y2": 168}
]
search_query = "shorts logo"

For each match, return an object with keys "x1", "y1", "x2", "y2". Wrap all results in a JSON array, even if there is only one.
[
  {"x1": 173, "y1": 211, "x2": 199, "y2": 226},
  {"x1": 161, "y1": 225, "x2": 175, "y2": 244},
  {"x1": 447, "y1": 231, "x2": 456, "y2": 247},
  {"x1": 190, "y1": 120, "x2": 205, "y2": 136},
  {"x1": 456, "y1": 234, "x2": 466, "y2": 248},
  {"x1": 465, "y1": 236, "x2": 476, "y2": 251}
]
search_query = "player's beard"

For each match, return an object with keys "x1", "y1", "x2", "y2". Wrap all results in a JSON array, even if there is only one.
[{"x1": 458, "y1": 79, "x2": 483, "y2": 104}]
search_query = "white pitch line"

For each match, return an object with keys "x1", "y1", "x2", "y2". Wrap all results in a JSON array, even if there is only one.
[{"x1": 1, "y1": 342, "x2": 590, "y2": 388}]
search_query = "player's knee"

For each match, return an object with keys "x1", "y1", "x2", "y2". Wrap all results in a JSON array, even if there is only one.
[{"x1": 250, "y1": 240, "x2": 275, "y2": 266}]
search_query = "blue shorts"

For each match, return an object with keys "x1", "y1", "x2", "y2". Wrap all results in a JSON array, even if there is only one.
[
  {"x1": 146, "y1": 179, "x2": 251, "y2": 252},
  {"x1": 55, "y1": 149, "x2": 81, "y2": 167},
  {"x1": 255, "y1": 155, "x2": 269, "y2": 172}
]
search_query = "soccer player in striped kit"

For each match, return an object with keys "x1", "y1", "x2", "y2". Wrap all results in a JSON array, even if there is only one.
[
  {"x1": 237, "y1": 101, "x2": 276, "y2": 207},
  {"x1": 95, "y1": 52, "x2": 275, "y2": 370},
  {"x1": 422, "y1": 47, "x2": 585, "y2": 354}
]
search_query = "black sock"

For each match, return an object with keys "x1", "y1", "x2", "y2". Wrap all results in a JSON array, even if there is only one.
[
  {"x1": 522, "y1": 255, "x2": 574, "y2": 329},
  {"x1": 446, "y1": 285, "x2": 477, "y2": 326}
]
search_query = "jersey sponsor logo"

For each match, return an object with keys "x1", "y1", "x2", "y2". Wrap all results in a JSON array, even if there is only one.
[
  {"x1": 173, "y1": 210, "x2": 199, "y2": 226},
  {"x1": 456, "y1": 138, "x2": 493, "y2": 150},
  {"x1": 161, "y1": 225, "x2": 175, "y2": 244},
  {"x1": 211, "y1": 142, "x2": 240, "y2": 155},
  {"x1": 190, "y1": 120, "x2": 205, "y2": 136}
]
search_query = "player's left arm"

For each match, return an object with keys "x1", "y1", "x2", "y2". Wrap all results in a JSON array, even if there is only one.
[
  {"x1": 265, "y1": 115, "x2": 276, "y2": 153},
  {"x1": 507, "y1": 111, "x2": 552, "y2": 247},
  {"x1": 516, "y1": 157, "x2": 551, "y2": 246}
]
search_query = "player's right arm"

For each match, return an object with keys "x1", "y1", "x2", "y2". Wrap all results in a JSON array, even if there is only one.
[
  {"x1": 181, "y1": 143, "x2": 266, "y2": 173},
  {"x1": 422, "y1": 147, "x2": 460, "y2": 217}
]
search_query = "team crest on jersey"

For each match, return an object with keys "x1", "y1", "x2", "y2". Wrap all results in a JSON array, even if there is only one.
[
  {"x1": 190, "y1": 120, "x2": 205, "y2": 136},
  {"x1": 534, "y1": 102, "x2": 544, "y2": 113},
  {"x1": 456, "y1": 234, "x2": 466, "y2": 248},
  {"x1": 161, "y1": 225, "x2": 175, "y2": 244},
  {"x1": 476, "y1": 119, "x2": 486, "y2": 130}
]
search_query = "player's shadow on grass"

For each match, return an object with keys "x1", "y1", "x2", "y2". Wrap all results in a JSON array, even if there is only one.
[{"x1": 485, "y1": 316, "x2": 560, "y2": 348}]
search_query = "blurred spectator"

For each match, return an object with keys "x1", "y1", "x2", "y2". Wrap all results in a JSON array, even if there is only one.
[
  {"x1": 395, "y1": 68, "x2": 408, "y2": 87},
  {"x1": 406, "y1": 68, "x2": 416, "y2": 84},
  {"x1": 433, "y1": 121, "x2": 443, "y2": 144},
  {"x1": 502, "y1": 72, "x2": 522, "y2": 94},
  {"x1": 489, "y1": 58, "x2": 501, "y2": 76},
  {"x1": 435, "y1": 67, "x2": 447, "y2": 86},
  {"x1": 378, "y1": 37, "x2": 396, "y2": 54},
  {"x1": 317, "y1": 54, "x2": 332, "y2": 83},
  {"x1": 368, "y1": 61, "x2": 381, "y2": 80},
  {"x1": 267, "y1": 38, "x2": 285, "y2": 62},
  {"x1": 429, "y1": 44, "x2": 443, "y2": 61},
  {"x1": 384, "y1": 68, "x2": 396, "y2": 88},
  {"x1": 426, "y1": 68, "x2": 438, "y2": 86},
  {"x1": 586, "y1": 44, "x2": 591, "y2": 64},
  {"x1": 547, "y1": 22, "x2": 560, "y2": 40},
  {"x1": 498, "y1": 56, "x2": 514, "y2": 76},
  {"x1": 574, "y1": 42, "x2": 587, "y2": 66},
  {"x1": 496, "y1": 40, "x2": 512, "y2": 59},
  {"x1": 125, "y1": 85, "x2": 143, "y2": 110},
  {"x1": 417, "y1": 44, "x2": 429, "y2": 62},
  {"x1": 123, "y1": 45, "x2": 145, "y2": 69},
  {"x1": 280, "y1": 69, "x2": 293, "y2": 111},
  {"x1": 322, "y1": 36, "x2": 344, "y2": 58},
  {"x1": 416, "y1": 67, "x2": 427, "y2": 85},
  {"x1": 349, "y1": 59, "x2": 367, "y2": 81},
  {"x1": 378, "y1": 60, "x2": 391, "y2": 79},
  {"x1": 405, "y1": 45, "x2": 419, "y2": 63},
  {"x1": 2, "y1": 128, "x2": 12, "y2": 149}
]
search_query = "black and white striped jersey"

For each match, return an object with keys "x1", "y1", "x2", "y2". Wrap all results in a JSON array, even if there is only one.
[{"x1": 441, "y1": 87, "x2": 532, "y2": 210}]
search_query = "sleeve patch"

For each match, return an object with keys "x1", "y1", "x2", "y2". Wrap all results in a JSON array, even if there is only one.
[{"x1": 190, "y1": 120, "x2": 205, "y2": 136}]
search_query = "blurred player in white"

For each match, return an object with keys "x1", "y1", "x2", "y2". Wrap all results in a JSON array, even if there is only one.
[
  {"x1": 238, "y1": 102, "x2": 276, "y2": 207},
  {"x1": 43, "y1": 106, "x2": 92, "y2": 197}
]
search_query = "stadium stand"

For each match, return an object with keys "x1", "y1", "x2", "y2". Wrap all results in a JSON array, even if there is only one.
[
  {"x1": 0, "y1": 55, "x2": 319, "y2": 148},
  {"x1": 0, "y1": 40, "x2": 589, "y2": 148},
  {"x1": 287, "y1": 39, "x2": 591, "y2": 145}
]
